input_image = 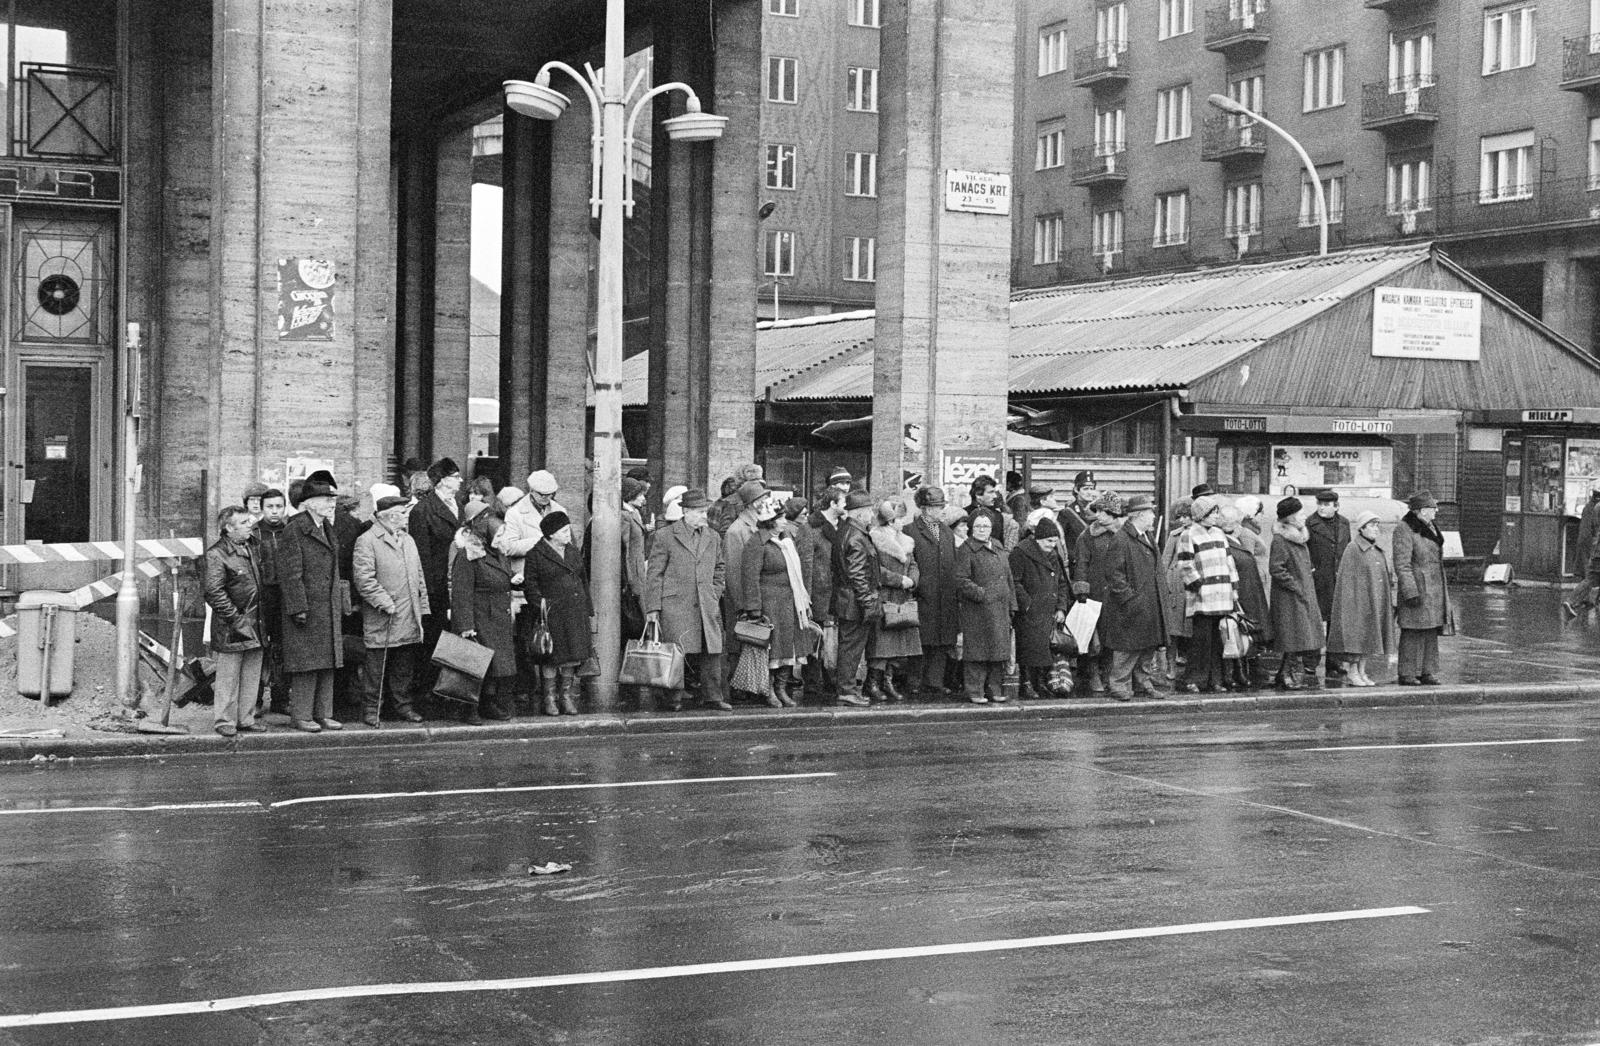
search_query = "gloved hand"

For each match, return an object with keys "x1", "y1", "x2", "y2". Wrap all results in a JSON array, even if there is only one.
[{"x1": 291, "y1": 612, "x2": 307, "y2": 627}]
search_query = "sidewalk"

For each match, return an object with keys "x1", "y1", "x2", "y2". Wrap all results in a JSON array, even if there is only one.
[{"x1": 4, "y1": 582, "x2": 1599, "y2": 762}]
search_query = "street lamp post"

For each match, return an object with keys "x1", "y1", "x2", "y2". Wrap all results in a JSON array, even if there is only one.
[
  {"x1": 504, "y1": 1, "x2": 725, "y2": 708},
  {"x1": 1206, "y1": 94, "x2": 1327, "y2": 258}
]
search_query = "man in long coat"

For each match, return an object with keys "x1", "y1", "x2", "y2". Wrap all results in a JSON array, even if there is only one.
[
  {"x1": 408, "y1": 457, "x2": 462, "y2": 707},
  {"x1": 1101, "y1": 493, "x2": 1168, "y2": 701},
  {"x1": 352, "y1": 493, "x2": 430, "y2": 727},
  {"x1": 907, "y1": 485, "x2": 960, "y2": 695},
  {"x1": 279, "y1": 476, "x2": 347, "y2": 731},
  {"x1": 644, "y1": 489, "x2": 730, "y2": 712},
  {"x1": 1393, "y1": 491, "x2": 1450, "y2": 685},
  {"x1": 1305, "y1": 490, "x2": 1351, "y2": 678},
  {"x1": 721, "y1": 480, "x2": 769, "y2": 690},
  {"x1": 802, "y1": 488, "x2": 846, "y2": 697},
  {"x1": 832, "y1": 491, "x2": 881, "y2": 708}
]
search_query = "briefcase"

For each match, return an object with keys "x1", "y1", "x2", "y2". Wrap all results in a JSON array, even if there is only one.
[
  {"x1": 430, "y1": 631, "x2": 493, "y2": 705},
  {"x1": 618, "y1": 622, "x2": 685, "y2": 690}
]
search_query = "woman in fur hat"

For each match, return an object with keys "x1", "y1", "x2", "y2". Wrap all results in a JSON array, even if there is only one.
[{"x1": 867, "y1": 499, "x2": 921, "y2": 701}]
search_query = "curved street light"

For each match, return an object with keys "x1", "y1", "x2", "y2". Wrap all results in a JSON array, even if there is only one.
[{"x1": 1206, "y1": 93, "x2": 1327, "y2": 257}]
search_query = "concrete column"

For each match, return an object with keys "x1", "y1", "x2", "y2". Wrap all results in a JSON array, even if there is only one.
[
  {"x1": 1542, "y1": 250, "x2": 1599, "y2": 356},
  {"x1": 873, "y1": 0, "x2": 1015, "y2": 493},
  {"x1": 432, "y1": 125, "x2": 474, "y2": 466},
  {"x1": 209, "y1": 0, "x2": 393, "y2": 510},
  {"x1": 394, "y1": 133, "x2": 434, "y2": 464},
  {"x1": 500, "y1": 111, "x2": 553, "y2": 484},
  {"x1": 546, "y1": 86, "x2": 594, "y2": 529}
]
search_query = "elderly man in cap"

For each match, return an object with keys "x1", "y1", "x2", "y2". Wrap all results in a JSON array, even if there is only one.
[
  {"x1": 710, "y1": 463, "x2": 765, "y2": 536},
  {"x1": 278, "y1": 473, "x2": 347, "y2": 731},
  {"x1": 644, "y1": 488, "x2": 731, "y2": 712},
  {"x1": 1393, "y1": 490, "x2": 1449, "y2": 686},
  {"x1": 721, "y1": 478, "x2": 770, "y2": 688},
  {"x1": 352, "y1": 490, "x2": 429, "y2": 727},
  {"x1": 1102, "y1": 493, "x2": 1169, "y2": 701},
  {"x1": 1305, "y1": 489, "x2": 1352, "y2": 678},
  {"x1": 908, "y1": 485, "x2": 960, "y2": 695},
  {"x1": 502, "y1": 469, "x2": 566, "y2": 572},
  {"x1": 831, "y1": 490, "x2": 882, "y2": 707},
  {"x1": 408, "y1": 458, "x2": 462, "y2": 708}
]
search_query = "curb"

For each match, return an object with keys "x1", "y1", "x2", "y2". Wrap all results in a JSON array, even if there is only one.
[{"x1": 7, "y1": 680, "x2": 1600, "y2": 762}]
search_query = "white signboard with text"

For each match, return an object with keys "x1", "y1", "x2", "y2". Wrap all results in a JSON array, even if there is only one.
[
  {"x1": 1371, "y1": 286, "x2": 1482, "y2": 361},
  {"x1": 944, "y1": 170, "x2": 1011, "y2": 215},
  {"x1": 1271, "y1": 445, "x2": 1394, "y2": 498}
]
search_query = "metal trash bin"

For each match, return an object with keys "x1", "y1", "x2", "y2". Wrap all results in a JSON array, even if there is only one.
[{"x1": 16, "y1": 591, "x2": 77, "y2": 702}]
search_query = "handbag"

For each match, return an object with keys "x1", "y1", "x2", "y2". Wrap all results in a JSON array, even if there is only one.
[
  {"x1": 1049, "y1": 627, "x2": 1078, "y2": 656},
  {"x1": 881, "y1": 599, "x2": 920, "y2": 630},
  {"x1": 524, "y1": 599, "x2": 555, "y2": 662},
  {"x1": 1220, "y1": 615, "x2": 1249, "y2": 659},
  {"x1": 734, "y1": 616, "x2": 773, "y2": 647},
  {"x1": 618, "y1": 622, "x2": 685, "y2": 690},
  {"x1": 731, "y1": 642, "x2": 773, "y2": 697},
  {"x1": 431, "y1": 631, "x2": 494, "y2": 705}
]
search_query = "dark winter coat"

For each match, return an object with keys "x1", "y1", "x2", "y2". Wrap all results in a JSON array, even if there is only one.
[
  {"x1": 786, "y1": 519, "x2": 820, "y2": 609},
  {"x1": 832, "y1": 520, "x2": 881, "y2": 623},
  {"x1": 907, "y1": 514, "x2": 961, "y2": 647},
  {"x1": 643, "y1": 520, "x2": 726, "y2": 654},
  {"x1": 809, "y1": 516, "x2": 840, "y2": 625},
  {"x1": 1010, "y1": 537, "x2": 1069, "y2": 668},
  {"x1": 1226, "y1": 536, "x2": 1273, "y2": 647},
  {"x1": 1057, "y1": 505, "x2": 1090, "y2": 568},
  {"x1": 1328, "y1": 534, "x2": 1395, "y2": 657},
  {"x1": 277, "y1": 512, "x2": 346, "y2": 673},
  {"x1": 956, "y1": 538, "x2": 1017, "y2": 662},
  {"x1": 740, "y1": 528, "x2": 811, "y2": 662},
  {"x1": 451, "y1": 548, "x2": 519, "y2": 676},
  {"x1": 870, "y1": 528, "x2": 921, "y2": 660},
  {"x1": 522, "y1": 540, "x2": 593, "y2": 669},
  {"x1": 253, "y1": 518, "x2": 288, "y2": 586},
  {"x1": 1578, "y1": 496, "x2": 1600, "y2": 564},
  {"x1": 409, "y1": 492, "x2": 461, "y2": 613},
  {"x1": 1306, "y1": 511, "x2": 1352, "y2": 620},
  {"x1": 1393, "y1": 511, "x2": 1450, "y2": 631},
  {"x1": 1102, "y1": 521, "x2": 1168, "y2": 651},
  {"x1": 1269, "y1": 521, "x2": 1324, "y2": 653},
  {"x1": 204, "y1": 533, "x2": 263, "y2": 655},
  {"x1": 1073, "y1": 521, "x2": 1118, "y2": 601}
]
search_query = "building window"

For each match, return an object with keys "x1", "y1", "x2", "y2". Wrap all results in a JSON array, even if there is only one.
[
  {"x1": 845, "y1": 151, "x2": 877, "y2": 196},
  {"x1": 1158, "y1": 0, "x2": 1192, "y2": 39},
  {"x1": 1034, "y1": 215, "x2": 1064, "y2": 265},
  {"x1": 844, "y1": 236, "x2": 876, "y2": 281},
  {"x1": 1224, "y1": 181, "x2": 1262, "y2": 238},
  {"x1": 1387, "y1": 153, "x2": 1432, "y2": 214},
  {"x1": 1036, "y1": 124, "x2": 1066, "y2": 169},
  {"x1": 769, "y1": 0, "x2": 797, "y2": 15},
  {"x1": 767, "y1": 57, "x2": 798, "y2": 104},
  {"x1": 1300, "y1": 168, "x2": 1346, "y2": 226},
  {"x1": 846, "y1": 67, "x2": 878, "y2": 112},
  {"x1": 1480, "y1": 130, "x2": 1535, "y2": 202},
  {"x1": 1153, "y1": 190, "x2": 1189, "y2": 247},
  {"x1": 1096, "y1": 2, "x2": 1128, "y2": 56},
  {"x1": 1227, "y1": 70, "x2": 1264, "y2": 116},
  {"x1": 764, "y1": 230, "x2": 796, "y2": 276},
  {"x1": 1389, "y1": 27, "x2": 1435, "y2": 91},
  {"x1": 1302, "y1": 46, "x2": 1345, "y2": 112},
  {"x1": 1095, "y1": 107, "x2": 1126, "y2": 154},
  {"x1": 1229, "y1": 0, "x2": 1266, "y2": 16},
  {"x1": 1483, "y1": 3, "x2": 1536, "y2": 75},
  {"x1": 1039, "y1": 24, "x2": 1069, "y2": 75},
  {"x1": 766, "y1": 144, "x2": 797, "y2": 190},
  {"x1": 1589, "y1": 118, "x2": 1600, "y2": 190},
  {"x1": 1091, "y1": 208, "x2": 1124, "y2": 257},
  {"x1": 1155, "y1": 84, "x2": 1191, "y2": 143},
  {"x1": 849, "y1": 0, "x2": 880, "y2": 28}
]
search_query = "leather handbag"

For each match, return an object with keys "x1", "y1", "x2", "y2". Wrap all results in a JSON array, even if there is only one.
[
  {"x1": 524, "y1": 599, "x2": 555, "y2": 662},
  {"x1": 881, "y1": 599, "x2": 920, "y2": 630},
  {"x1": 431, "y1": 631, "x2": 493, "y2": 705},
  {"x1": 618, "y1": 622, "x2": 686, "y2": 690},
  {"x1": 734, "y1": 616, "x2": 773, "y2": 647}
]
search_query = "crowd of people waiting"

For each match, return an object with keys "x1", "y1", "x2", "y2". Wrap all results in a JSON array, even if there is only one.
[{"x1": 199, "y1": 458, "x2": 1452, "y2": 735}]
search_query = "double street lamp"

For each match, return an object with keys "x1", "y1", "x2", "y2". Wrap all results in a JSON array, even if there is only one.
[
  {"x1": 1205, "y1": 93, "x2": 1327, "y2": 258},
  {"x1": 503, "y1": 1, "x2": 725, "y2": 707}
]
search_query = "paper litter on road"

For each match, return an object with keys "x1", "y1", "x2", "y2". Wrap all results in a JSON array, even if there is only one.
[{"x1": 528, "y1": 862, "x2": 573, "y2": 876}]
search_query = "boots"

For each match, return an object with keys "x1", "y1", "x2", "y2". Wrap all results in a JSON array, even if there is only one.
[
  {"x1": 764, "y1": 670, "x2": 784, "y2": 708},
  {"x1": 557, "y1": 668, "x2": 579, "y2": 715},
  {"x1": 460, "y1": 699, "x2": 484, "y2": 725},
  {"x1": 864, "y1": 668, "x2": 886, "y2": 703},
  {"x1": 771, "y1": 669, "x2": 798, "y2": 708},
  {"x1": 480, "y1": 681, "x2": 511, "y2": 720},
  {"x1": 1277, "y1": 655, "x2": 1302, "y2": 690},
  {"x1": 541, "y1": 673, "x2": 560, "y2": 716},
  {"x1": 880, "y1": 664, "x2": 905, "y2": 703},
  {"x1": 1300, "y1": 655, "x2": 1323, "y2": 690}
]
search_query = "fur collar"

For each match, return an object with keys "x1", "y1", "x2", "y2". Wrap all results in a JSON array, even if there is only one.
[
  {"x1": 870, "y1": 524, "x2": 913, "y2": 563},
  {"x1": 1401, "y1": 511, "x2": 1444, "y2": 546},
  {"x1": 1273, "y1": 519, "x2": 1308, "y2": 544}
]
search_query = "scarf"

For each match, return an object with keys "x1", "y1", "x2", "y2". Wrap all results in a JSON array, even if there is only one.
[
  {"x1": 455, "y1": 529, "x2": 487, "y2": 561},
  {"x1": 870, "y1": 524, "x2": 913, "y2": 564},
  {"x1": 1273, "y1": 519, "x2": 1308, "y2": 544},
  {"x1": 775, "y1": 532, "x2": 812, "y2": 631},
  {"x1": 1401, "y1": 511, "x2": 1444, "y2": 546}
]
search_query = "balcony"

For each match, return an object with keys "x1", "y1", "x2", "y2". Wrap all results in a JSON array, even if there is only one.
[
  {"x1": 1432, "y1": 176, "x2": 1600, "y2": 238},
  {"x1": 1361, "y1": 77, "x2": 1439, "y2": 131},
  {"x1": 1561, "y1": 36, "x2": 1600, "y2": 92},
  {"x1": 1200, "y1": 114, "x2": 1266, "y2": 163},
  {"x1": 1071, "y1": 44, "x2": 1130, "y2": 88},
  {"x1": 1070, "y1": 144, "x2": 1128, "y2": 187},
  {"x1": 1364, "y1": 0, "x2": 1430, "y2": 9},
  {"x1": 1204, "y1": 4, "x2": 1269, "y2": 54}
]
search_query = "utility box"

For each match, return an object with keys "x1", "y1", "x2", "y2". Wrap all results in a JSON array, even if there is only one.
[{"x1": 16, "y1": 591, "x2": 78, "y2": 700}]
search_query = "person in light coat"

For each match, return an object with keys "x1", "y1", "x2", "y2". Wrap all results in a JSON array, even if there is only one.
[
  {"x1": 1393, "y1": 491, "x2": 1450, "y2": 685},
  {"x1": 351, "y1": 493, "x2": 430, "y2": 727},
  {"x1": 1269, "y1": 497, "x2": 1325, "y2": 690},
  {"x1": 644, "y1": 489, "x2": 731, "y2": 713},
  {"x1": 1327, "y1": 510, "x2": 1395, "y2": 687}
]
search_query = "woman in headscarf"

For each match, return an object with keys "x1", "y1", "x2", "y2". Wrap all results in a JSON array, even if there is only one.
[
  {"x1": 738, "y1": 493, "x2": 812, "y2": 707},
  {"x1": 955, "y1": 512, "x2": 1017, "y2": 703},
  {"x1": 449, "y1": 505, "x2": 519, "y2": 723},
  {"x1": 1011, "y1": 515, "x2": 1071, "y2": 698},
  {"x1": 867, "y1": 499, "x2": 921, "y2": 701},
  {"x1": 1175, "y1": 495, "x2": 1239, "y2": 693},
  {"x1": 522, "y1": 510, "x2": 594, "y2": 715},
  {"x1": 1392, "y1": 491, "x2": 1449, "y2": 685},
  {"x1": 1328, "y1": 510, "x2": 1395, "y2": 687},
  {"x1": 1269, "y1": 496, "x2": 1325, "y2": 690}
]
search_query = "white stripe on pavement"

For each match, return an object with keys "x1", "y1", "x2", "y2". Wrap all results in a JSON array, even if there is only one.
[
  {"x1": 1303, "y1": 739, "x2": 1584, "y2": 752},
  {"x1": 268, "y1": 772, "x2": 838, "y2": 808},
  {"x1": 0, "y1": 906, "x2": 1429, "y2": 1028},
  {"x1": 0, "y1": 800, "x2": 262, "y2": 817}
]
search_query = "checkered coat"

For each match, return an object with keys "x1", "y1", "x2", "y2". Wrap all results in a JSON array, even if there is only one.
[{"x1": 1176, "y1": 523, "x2": 1239, "y2": 618}]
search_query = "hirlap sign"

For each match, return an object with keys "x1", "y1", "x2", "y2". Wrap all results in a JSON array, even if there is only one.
[{"x1": 944, "y1": 169, "x2": 1011, "y2": 215}]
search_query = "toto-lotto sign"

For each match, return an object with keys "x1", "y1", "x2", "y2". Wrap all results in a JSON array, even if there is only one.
[{"x1": 1371, "y1": 286, "x2": 1481, "y2": 361}]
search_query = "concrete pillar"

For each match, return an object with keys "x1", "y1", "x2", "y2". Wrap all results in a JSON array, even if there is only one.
[
  {"x1": 209, "y1": 0, "x2": 393, "y2": 510},
  {"x1": 1542, "y1": 250, "x2": 1599, "y2": 355},
  {"x1": 432, "y1": 125, "x2": 474, "y2": 466},
  {"x1": 873, "y1": 0, "x2": 1015, "y2": 493},
  {"x1": 546, "y1": 85, "x2": 594, "y2": 528},
  {"x1": 500, "y1": 110, "x2": 553, "y2": 484},
  {"x1": 394, "y1": 134, "x2": 434, "y2": 465}
]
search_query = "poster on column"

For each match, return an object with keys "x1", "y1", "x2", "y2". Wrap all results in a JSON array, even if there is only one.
[
  {"x1": 277, "y1": 258, "x2": 336, "y2": 342},
  {"x1": 1270, "y1": 445, "x2": 1393, "y2": 498},
  {"x1": 939, "y1": 449, "x2": 1003, "y2": 510}
]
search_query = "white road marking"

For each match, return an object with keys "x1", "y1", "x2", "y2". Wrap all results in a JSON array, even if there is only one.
[
  {"x1": 267, "y1": 772, "x2": 838, "y2": 809},
  {"x1": 1303, "y1": 739, "x2": 1584, "y2": 752},
  {"x1": 0, "y1": 906, "x2": 1429, "y2": 1027},
  {"x1": 0, "y1": 800, "x2": 262, "y2": 817}
]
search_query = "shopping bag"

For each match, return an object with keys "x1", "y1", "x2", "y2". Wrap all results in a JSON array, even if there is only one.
[
  {"x1": 731, "y1": 642, "x2": 773, "y2": 698},
  {"x1": 821, "y1": 624, "x2": 839, "y2": 670},
  {"x1": 1049, "y1": 655, "x2": 1075, "y2": 695},
  {"x1": 1049, "y1": 627, "x2": 1078, "y2": 656},
  {"x1": 1064, "y1": 599, "x2": 1103, "y2": 655},
  {"x1": 1220, "y1": 615, "x2": 1244, "y2": 659},
  {"x1": 618, "y1": 622, "x2": 685, "y2": 690}
]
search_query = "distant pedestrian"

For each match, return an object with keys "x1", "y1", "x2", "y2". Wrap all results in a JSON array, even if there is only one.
[
  {"x1": 522, "y1": 510, "x2": 593, "y2": 716},
  {"x1": 1563, "y1": 488, "x2": 1600, "y2": 617},
  {"x1": 1306, "y1": 490, "x2": 1352, "y2": 678},
  {"x1": 955, "y1": 512, "x2": 1017, "y2": 704},
  {"x1": 278, "y1": 476, "x2": 346, "y2": 732},
  {"x1": 1393, "y1": 491, "x2": 1449, "y2": 685},
  {"x1": 1269, "y1": 497, "x2": 1325, "y2": 690},
  {"x1": 204, "y1": 506, "x2": 266, "y2": 737},
  {"x1": 252, "y1": 488, "x2": 291, "y2": 714},
  {"x1": 1327, "y1": 510, "x2": 1394, "y2": 687},
  {"x1": 1101, "y1": 494, "x2": 1168, "y2": 701},
  {"x1": 1010, "y1": 515, "x2": 1069, "y2": 699},
  {"x1": 1161, "y1": 497, "x2": 1194, "y2": 674},
  {"x1": 802, "y1": 488, "x2": 846, "y2": 698},
  {"x1": 1175, "y1": 495, "x2": 1238, "y2": 693},
  {"x1": 831, "y1": 491, "x2": 882, "y2": 708},
  {"x1": 351, "y1": 493, "x2": 429, "y2": 727},
  {"x1": 868, "y1": 500, "x2": 919, "y2": 702},
  {"x1": 907, "y1": 485, "x2": 960, "y2": 697},
  {"x1": 644, "y1": 489, "x2": 730, "y2": 713},
  {"x1": 1073, "y1": 490, "x2": 1123, "y2": 693},
  {"x1": 408, "y1": 457, "x2": 462, "y2": 709}
]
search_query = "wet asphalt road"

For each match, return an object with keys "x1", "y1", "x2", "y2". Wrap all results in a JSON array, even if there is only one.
[{"x1": 3, "y1": 702, "x2": 1600, "y2": 1045}]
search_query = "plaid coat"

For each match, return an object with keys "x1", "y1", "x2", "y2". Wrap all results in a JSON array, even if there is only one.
[{"x1": 1176, "y1": 523, "x2": 1239, "y2": 617}]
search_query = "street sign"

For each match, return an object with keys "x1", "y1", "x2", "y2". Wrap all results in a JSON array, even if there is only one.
[{"x1": 944, "y1": 170, "x2": 1011, "y2": 215}]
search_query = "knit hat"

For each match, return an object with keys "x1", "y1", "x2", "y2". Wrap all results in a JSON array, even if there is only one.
[
  {"x1": 1093, "y1": 490, "x2": 1125, "y2": 517},
  {"x1": 1276, "y1": 496, "x2": 1304, "y2": 519},
  {"x1": 737, "y1": 480, "x2": 770, "y2": 507},
  {"x1": 828, "y1": 467, "x2": 852, "y2": 485},
  {"x1": 369, "y1": 482, "x2": 400, "y2": 506},
  {"x1": 497, "y1": 486, "x2": 525, "y2": 509},
  {"x1": 1407, "y1": 490, "x2": 1438, "y2": 511},
  {"x1": 1353, "y1": 510, "x2": 1380, "y2": 531},
  {"x1": 540, "y1": 510, "x2": 571, "y2": 537},
  {"x1": 783, "y1": 496, "x2": 809, "y2": 520},
  {"x1": 1033, "y1": 516, "x2": 1062, "y2": 541},
  {"x1": 621, "y1": 476, "x2": 648, "y2": 504},
  {"x1": 1191, "y1": 495, "x2": 1219, "y2": 522},
  {"x1": 526, "y1": 469, "x2": 559, "y2": 495},
  {"x1": 242, "y1": 481, "x2": 271, "y2": 503}
]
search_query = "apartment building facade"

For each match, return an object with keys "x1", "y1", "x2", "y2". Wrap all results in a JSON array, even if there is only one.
[{"x1": 1012, "y1": 0, "x2": 1600, "y2": 352}]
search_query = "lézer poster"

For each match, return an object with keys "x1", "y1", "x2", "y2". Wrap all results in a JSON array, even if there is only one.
[{"x1": 277, "y1": 258, "x2": 336, "y2": 342}]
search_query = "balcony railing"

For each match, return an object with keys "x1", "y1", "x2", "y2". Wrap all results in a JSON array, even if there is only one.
[
  {"x1": 14, "y1": 64, "x2": 118, "y2": 162},
  {"x1": 1561, "y1": 35, "x2": 1600, "y2": 92},
  {"x1": 1071, "y1": 43, "x2": 1130, "y2": 87},
  {"x1": 1200, "y1": 114, "x2": 1267, "y2": 162},
  {"x1": 1070, "y1": 144, "x2": 1129, "y2": 186},
  {"x1": 1364, "y1": 0, "x2": 1430, "y2": 9},
  {"x1": 1360, "y1": 77, "x2": 1440, "y2": 130},
  {"x1": 1204, "y1": 3, "x2": 1269, "y2": 53}
]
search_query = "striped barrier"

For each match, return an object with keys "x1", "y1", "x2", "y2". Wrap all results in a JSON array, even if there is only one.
[
  {"x1": 0, "y1": 538, "x2": 202, "y2": 567},
  {"x1": 0, "y1": 560, "x2": 178, "y2": 638}
]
